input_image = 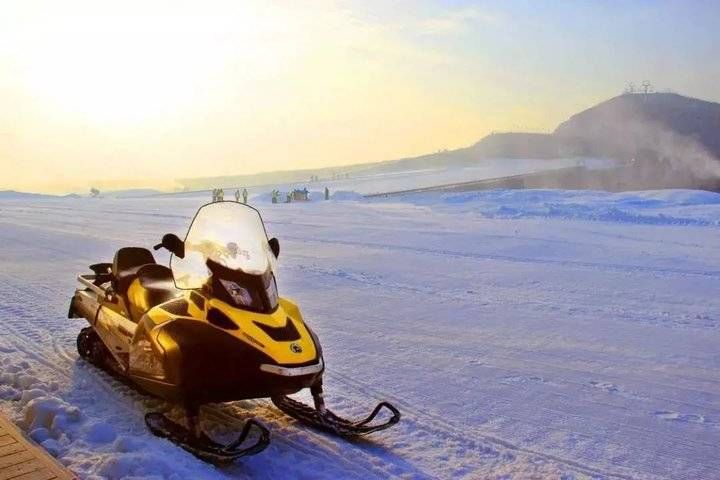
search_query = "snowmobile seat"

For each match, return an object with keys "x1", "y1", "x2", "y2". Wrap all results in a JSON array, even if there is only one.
[
  {"x1": 113, "y1": 247, "x2": 157, "y2": 295},
  {"x1": 137, "y1": 264, "x2": 176, "y2": 295},
  {"x1": 126, "y1": 264, "x2": 181, "y2": 320}
]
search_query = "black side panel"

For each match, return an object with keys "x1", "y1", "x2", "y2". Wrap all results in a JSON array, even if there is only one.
[
  {"x1": 190, "y1": 291, "x2": 206, "y2": 311},
  {"x1": 161, "y1": 299, "x2": 190, "y2": 317},
  {"x1": 207, "y1": 308, "x2": 238, "y2": 330},
  {"x1": 253, "y1": 318, "x2": 301, "y2": 342},
  {"x1": 162, "y1": 299, "x2": 189, "y2": 316}
]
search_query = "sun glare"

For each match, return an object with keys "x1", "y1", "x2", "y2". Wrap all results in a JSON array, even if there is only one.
[{"x1": 15, "y1": 5, "x2": 278, "y2": 125}]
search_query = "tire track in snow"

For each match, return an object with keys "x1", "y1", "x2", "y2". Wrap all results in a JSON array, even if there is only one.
[
  {"x1": 4, "y1": 200, "x2": 718, "y2": 478},
  {"x1": 287, "y1": 262, "x2": 720, "y2": 332},
  {"x1": 282, "y1": 235, "x2": 720, "y2": 279},
  {"x1": 0, "y1": 219, "x2": 591, "y2": 477},
  {"x1": 0, "y1": 272, "x2": 504, "y2": 479},
  {"x1": 0, "y1": 261, "x2": 600, "y2": 479},
  {"x1": 290, "y1": 264, "x2": 719, "y2": 479}
]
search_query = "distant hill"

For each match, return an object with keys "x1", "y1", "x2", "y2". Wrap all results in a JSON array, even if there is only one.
[
  {"x1": 106, "y1": 188, "x2": 164, "y2": 198},
  {"x1": 178, "y1": 92, "x2": 720, "y2": 191},
  {"x1": 438, "y1": 93, "x2": 720, "y2": 165},
  {"x1": 356, "y1": 93, "x2": 720, "y2": 190},
  {"x1": 554, "y1": 92, "x2": 720, "y2": 158},
  {"x1": 0, "y1": 190, "x2": 83, "y2": 199},
  {"x1": 0, "y1": 190, "x2": 55, "y2": 199},
  {"x1": 552, "y1": 93, "x2": 720, "y2": 188},
  {"x1": 470, "y1": 132, "x2": 566, "y2": 159}
]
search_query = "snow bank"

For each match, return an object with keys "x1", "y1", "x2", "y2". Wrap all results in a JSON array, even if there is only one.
[
  {"x1": 0, "y1": 358, "x2": 81, "y2": 460},
  {"x1": 329, "y1": 190, "x2": 365, "y2": 201},
  {"x1": 0, "y1": 357, "x2": 217, "y2": 479},
  {"x1": 381, "y1": 188, "x2": 720, "y2": 226}
]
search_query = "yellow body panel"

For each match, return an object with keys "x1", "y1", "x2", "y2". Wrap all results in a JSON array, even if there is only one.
[
  {"x1": 210, "y1": 297, "x2": 317, "y2": 365},
  {"x1": 126, "y1": 278, "x2": 150, "y2": 321},
  {"x1": 142, "y1": 292, "x2": 317, "y2": 365}
]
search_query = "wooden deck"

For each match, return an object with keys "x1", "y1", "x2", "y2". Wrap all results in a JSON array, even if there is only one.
[{"x1": 0, "y1": 415, "x2": 76, "y2": 480}]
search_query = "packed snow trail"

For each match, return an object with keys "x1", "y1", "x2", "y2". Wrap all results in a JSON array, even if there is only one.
[{"x1": 1, "y1": 189, "x2": 719, "y2": 479}]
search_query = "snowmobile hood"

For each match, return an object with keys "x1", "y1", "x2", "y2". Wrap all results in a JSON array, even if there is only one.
[{"x1": 144, "y1": 294, "x2": 320, "y2": 367}]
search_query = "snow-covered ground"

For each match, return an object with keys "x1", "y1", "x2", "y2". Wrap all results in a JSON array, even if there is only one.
[{"x1": 1, "y1": 187, "x2": 719, "y2": 479}]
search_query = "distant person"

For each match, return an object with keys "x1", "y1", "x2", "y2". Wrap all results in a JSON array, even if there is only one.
[
  {"x1": 211, "y1": 188, "x2": 217, "y2": 202},
  {"x1": 235, "y1": 189, "x2": 240, "y2": 202},
  {"x1": 242, "y1": 188, "x2": 248, "y2": 204},
  {"x1": 218, "y1": 189, "x2": 224, "y2": 201},
  {"x1": 324, "y1": 186, "x2": 329, "y2": 200}
]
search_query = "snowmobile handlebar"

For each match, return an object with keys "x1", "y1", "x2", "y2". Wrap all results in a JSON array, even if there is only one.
[{"x1": 154, "y1": 233, "x2": 185, "y2": 258}]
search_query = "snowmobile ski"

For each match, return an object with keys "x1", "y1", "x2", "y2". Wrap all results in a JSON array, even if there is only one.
[
  {"x1": 145, "y1": 412, "x2": 270, "y2": 463},
  {"x1": 272, "y1": 384, "x2": 400, "y2": 436}
]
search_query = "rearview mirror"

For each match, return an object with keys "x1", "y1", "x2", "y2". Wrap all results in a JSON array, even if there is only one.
[
  {"x1": 159, "y1": 233, "x2": 185, "y2": 259},
  {"x1": 268, "y1": 237, "x2": 280, "y2": 258}
]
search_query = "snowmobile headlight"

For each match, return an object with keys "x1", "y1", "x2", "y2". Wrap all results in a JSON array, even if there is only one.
[
  {"x1": 130, "y1": 328, "x2": 167, "y2": 380},
  {"x1": 219, "y1": 279, "x2": 254, "y2": 308}
]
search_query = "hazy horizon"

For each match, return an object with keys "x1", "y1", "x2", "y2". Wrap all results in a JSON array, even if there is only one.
[{"x1": 2, "y1": 0, "x2": 719, "y2": 194}]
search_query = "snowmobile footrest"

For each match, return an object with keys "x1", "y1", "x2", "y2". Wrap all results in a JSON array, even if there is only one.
[
  {"x1": 145, "y1": 412, "x2": 269, "y2": 463},
  {"x1": 271, "y1": 395, "x2": 400, "y2": 436}
]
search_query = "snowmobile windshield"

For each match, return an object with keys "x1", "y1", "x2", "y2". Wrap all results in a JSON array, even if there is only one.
[{"x1": 171, "y1": 202, "x2": 277, "y2": 290}]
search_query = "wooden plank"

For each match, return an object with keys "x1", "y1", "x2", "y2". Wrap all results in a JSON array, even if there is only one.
[
  {"x1": 0, "y1": 459, "x2": 44, "y2": 480},
  {"x1": 0, "y1": 443, "x2": 26, "y2": 459},
  {"x1": 10, "y1": 468, "x2": 57, "y2": 480},
  {"x1": 0, "y1": 452, "x2": 35, "y2": 470},
  {"x1": 0, "y1": 437, "x2": 16, "y2": 449},
  {"x1": 0, "y1": 416, "x2": 75, "y2": 480}
]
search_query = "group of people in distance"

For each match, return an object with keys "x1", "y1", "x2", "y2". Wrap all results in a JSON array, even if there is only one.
[
  {"x1": 212, "y1": 188, "x2": 248, "y2": 204},
  {"x1": 212, "y1": 186, "x2": 331, "y2": 204},
  {"x1": 271, "y1": 186, "x2": 330, "y2": 204}
]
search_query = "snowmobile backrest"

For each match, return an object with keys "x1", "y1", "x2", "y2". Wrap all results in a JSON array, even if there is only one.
[{"x1": 113, "y1": 247, "x2": 157, "y2": 294}]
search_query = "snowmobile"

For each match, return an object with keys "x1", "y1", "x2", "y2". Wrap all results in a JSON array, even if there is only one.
[{"x1": 68, "y1": 201, "x2": 400, "y2": 463}]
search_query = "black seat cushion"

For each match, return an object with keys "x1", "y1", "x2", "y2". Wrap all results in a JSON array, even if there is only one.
[
  {"x1": 136, "y1": 264, "x2": 181, "y2": 311},
  {"x1": 113, "y1": 247, "x2": 156, "y2": 294},
  {"x1": 137, "y1": 264, "x2": 175, "y2": 291}
]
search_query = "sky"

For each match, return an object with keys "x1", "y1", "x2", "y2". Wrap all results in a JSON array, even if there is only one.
[{"x1": 1, "y1": 0, "x2": 719, "y2": 193}]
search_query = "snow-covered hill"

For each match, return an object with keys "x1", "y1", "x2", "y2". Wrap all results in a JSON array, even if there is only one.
[{"x1": 0, "y1": 189, "x2": 719, "y2": 479}]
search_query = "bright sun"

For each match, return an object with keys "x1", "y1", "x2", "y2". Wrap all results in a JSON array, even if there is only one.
[{"x1": 16, "y1": 4, "x2": 273, "y2": 126}]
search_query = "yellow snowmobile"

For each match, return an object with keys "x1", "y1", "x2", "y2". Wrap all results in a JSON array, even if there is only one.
[{"x1": 68, "y1": 201, "x2": 400, "y2": 462}]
